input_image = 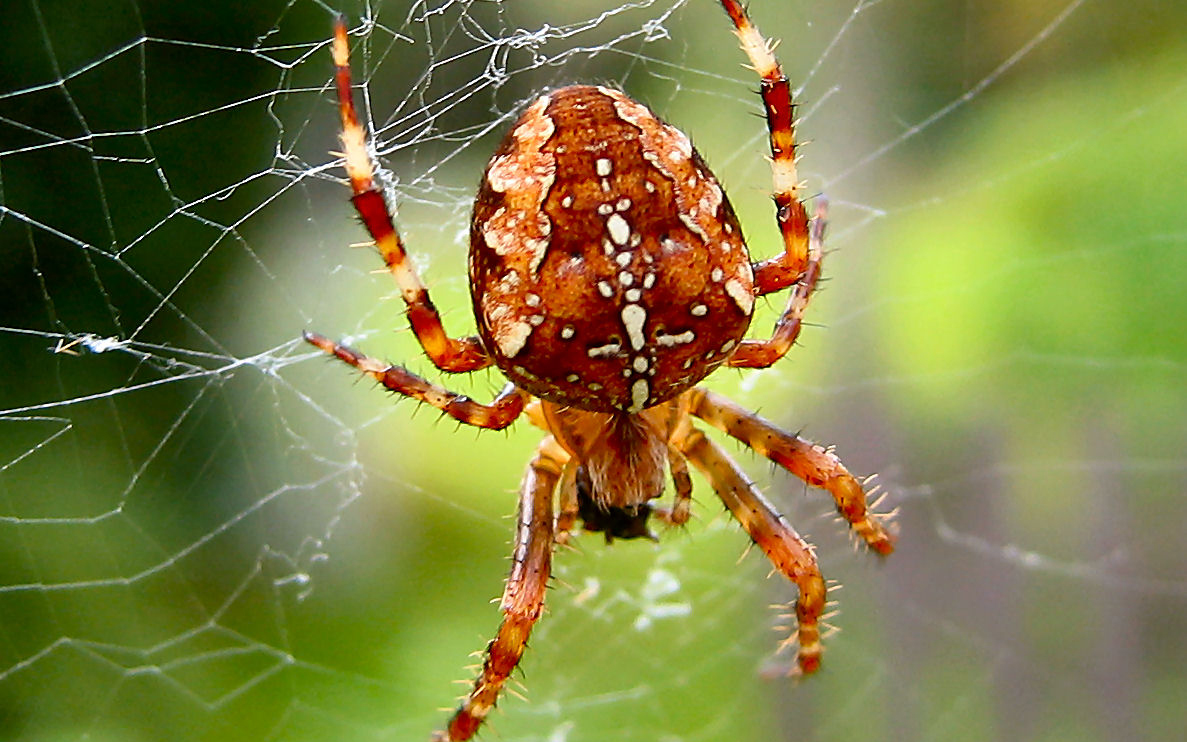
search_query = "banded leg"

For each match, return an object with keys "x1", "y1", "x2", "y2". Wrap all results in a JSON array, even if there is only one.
[
  {"x1": 675, "y1": 424, "x2": 827, "y2": 674},
  {"x1": 717, "y1": 0, "x2": 825, "y2": 369},
  {"x1": 554, "y1": 460, "x2": 581, "y2": 544},
  {"x1": 656, "y1": 444, "x2": 693, "y2": 526},
  {"x1": 330, "y1": 17, "x2": 490, "y2": 373},
  {"x1": 688, "y1": 386, "x2": 896, "y2": 555},
  {"x1": 729, "y1": 201, "x2": 825, "y2": 368},
  {"x1": 434, "y1": 437, "x2": 562, "y2": 741},
  {"x1": 304, "y1": 332, "x2": 526, "y2": 428}
]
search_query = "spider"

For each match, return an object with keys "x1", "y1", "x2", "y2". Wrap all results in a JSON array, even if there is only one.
[{"x1": 305, "y1": 2, "x2": 896, "y2": 739}]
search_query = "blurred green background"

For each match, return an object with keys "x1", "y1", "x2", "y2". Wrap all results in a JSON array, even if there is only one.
[{"x1": 1, "y1": 0, "x2": 1185, "y2": 741}]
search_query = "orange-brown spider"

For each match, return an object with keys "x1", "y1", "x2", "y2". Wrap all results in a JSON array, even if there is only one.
[{"x1": 305, "y1": 2, "x2": 896, "y2": 740}]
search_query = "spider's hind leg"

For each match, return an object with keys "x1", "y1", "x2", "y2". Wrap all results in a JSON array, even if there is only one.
[
  {"x1": 435, "y1": 436, "x2": 562, "y2": 742},
  {"x1": 674, "y1": 423, "x2": 827, "y2": 674},
  {"x1": 688, "y1": 386, "x2": 896, "y2": 555}
]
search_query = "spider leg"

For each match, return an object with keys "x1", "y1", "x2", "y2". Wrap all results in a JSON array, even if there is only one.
[
  {"x1": 523, "y1": 401, "x2": 580, "y2": 543},
  {"x1": 435, "y1": 436, "x2": 561, "y2": 742},
  {"x1": 304, "y1": 332, "x2": 525, "y2": 429},
  {"x1": 730, "y1": 201, "x2": 825, "y2": 369},
  {"x1": 330, "y1": 17, "x2": 491, "y2": 373},
  {"x1": 554, "y1": 460, "x2": 581, "y2": 544},
  {"x1": 652, "y1": 443, "x2": 693, "y2": 526},
  {"x1": 719, "y1": 0, "x2": 808, "y2": 293},
  {"x1": 687, "y1": 387, "x2": 896, "y2": 555},
  {"x1": 717, "y1": 0, "x2": 825, "y2": 370},
  {"x1": 674, "y1": 422, "x2": 827, "y2": 674}
]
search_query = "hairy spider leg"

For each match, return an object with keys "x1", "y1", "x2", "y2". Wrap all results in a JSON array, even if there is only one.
[
  {"x1": 434, "y1": 437, "x2": 564, "y2": 742},
  {"x1": 304, "y1": 332, "x2": 526, "y2": 428},
  {"x1": 674, "y1": 422, "x2": 827, "y2": 674},
  {"x1": 715, "y1": 0, "x2": 825, "y2": 369},
  {"x1": 329, "y1": 16, "x2": 491, "y2": 373},
  {"x1": 730, "y1": 201, "x2": 825, "y2": 368},
  {"x1": 523, "y1": 402, "x2": 584, "y2": 543},
  {"x1": 687, "y1": 387, "x2": 897, "y2": 555}
]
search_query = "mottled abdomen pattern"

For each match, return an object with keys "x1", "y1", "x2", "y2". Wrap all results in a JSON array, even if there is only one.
[{"x1": 470, "y1": 85, "x2": 755, "y2": 414}]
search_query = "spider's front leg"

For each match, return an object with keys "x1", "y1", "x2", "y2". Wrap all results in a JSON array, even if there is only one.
[
  {"x1": 304, "y1": 332, "x2": 526, "y2": 428},
  {"x1": 434, "y1": 436, "x2": 563, "y2": 742},
  {"x1": 717, "y1": 0, "x2": 825, "y2": 370},
  {"x1": 729, "y1": 201, "x2": 825, "y2": 369},
  {"x1": 330, "y1": 17, "x2": 490, "y2": 373},
  {"x1": 673, "y1": 424, "x2": 827, "y2": 674}
]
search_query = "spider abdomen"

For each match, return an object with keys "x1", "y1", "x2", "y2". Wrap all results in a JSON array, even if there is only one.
[{"x1": 470, "y1": 85, "x2": 755, "y2": 414}]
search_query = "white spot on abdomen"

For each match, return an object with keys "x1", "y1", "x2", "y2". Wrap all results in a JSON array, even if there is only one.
[
  {"x1": 656, "y1": 330, "x2": 696, "y2": 346},
  {"x1": 725, "y1": 278, "x2": 754, "y2": 315},
  {"x1": 606, "y1": 213, "x2": 631, "y2": 246},
  {"x1": 587, "y1": 342, "x2": 622, "y2": 358},
  {"x1": 628, "y1": 378, "x2": 650, "y2": 413},
  {"x1": 621, "y1": 304, "x2": 647, "y2": 351},
  {"x1": 496, "y1": 320, "x2": 531, "y2": 357}
]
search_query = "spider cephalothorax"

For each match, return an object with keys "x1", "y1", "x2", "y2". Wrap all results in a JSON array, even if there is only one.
[{"x1": 305, "y1": 2, "x2": 897, "y2": 740}]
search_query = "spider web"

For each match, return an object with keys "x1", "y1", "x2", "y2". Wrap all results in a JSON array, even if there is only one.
[{"x1": 2, "y1": 0, "x2": 1186, "y2": 740}]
